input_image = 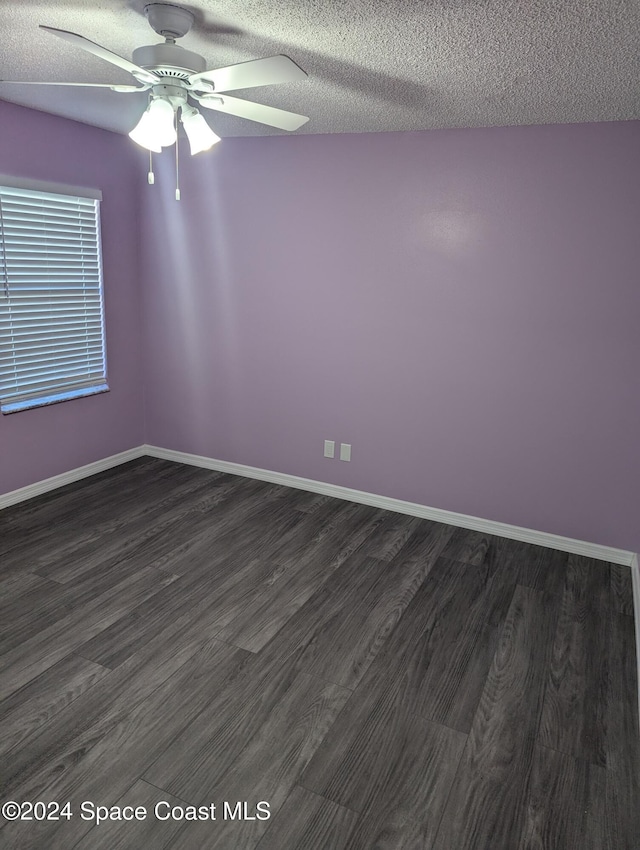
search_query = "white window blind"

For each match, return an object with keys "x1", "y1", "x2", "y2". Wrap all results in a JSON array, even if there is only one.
[{"x1": 0, "y1": 183, "x2": 108, "y2": 414}]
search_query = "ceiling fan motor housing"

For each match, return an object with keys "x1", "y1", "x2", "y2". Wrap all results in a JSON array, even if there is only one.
[{"x1": 132, "y1": 43, "x2": 207, "y2": 78}]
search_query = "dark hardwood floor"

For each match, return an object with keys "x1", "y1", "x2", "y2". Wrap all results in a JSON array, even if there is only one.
[{"x1": 0, "y1": 456, "x2": 638, "y2": 849}]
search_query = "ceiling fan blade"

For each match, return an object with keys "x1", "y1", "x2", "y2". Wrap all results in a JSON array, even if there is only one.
[
  {"x1": 40, "y1": 25, "x2": 159, "y2": 85},
  {"x1": 189, "y1": 55, "x2": 306, "y2": 93},
  {"x1": 0, "y1": 80, "x2": 146, "y2": 92},
  {"x1": 196, "y1": 93, "x2": 309, "y2": 131}
]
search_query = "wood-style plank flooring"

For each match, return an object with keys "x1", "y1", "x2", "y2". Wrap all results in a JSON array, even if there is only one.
[{"x1": 0, "y1": 457, "x2": 638, "y2": 849}]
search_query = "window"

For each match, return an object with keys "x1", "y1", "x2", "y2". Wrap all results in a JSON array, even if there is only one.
[{"x1": 0, "y1": 179, "x2": 108, "y2": 413}]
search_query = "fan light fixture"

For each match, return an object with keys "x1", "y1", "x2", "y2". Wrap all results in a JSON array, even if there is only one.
[
  {"x1": 129, "y1": 97, "x2": 220, "y2": 199},
  {"x1": 180, "y1": 105, "x2": 221, "y2": 154},
  {"x1": 129, "y1": 97, "x2": 177, "y2": 151},
  {"x1": 129, "y1": 99, "x2": 219, "y2": 157}
]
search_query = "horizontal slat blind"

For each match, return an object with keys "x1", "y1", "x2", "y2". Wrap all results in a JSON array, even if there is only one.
[{"x1": 0, "y1": 184, "x2": 108, "y2": 413}]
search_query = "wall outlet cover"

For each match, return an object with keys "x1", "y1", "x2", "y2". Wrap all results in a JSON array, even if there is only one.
[{"x1": 340, "y1": 443, "x2": 351, "y2": 462}]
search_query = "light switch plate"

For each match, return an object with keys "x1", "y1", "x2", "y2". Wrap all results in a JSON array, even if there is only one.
[
  {"x1": 324, "y1": 440, "x2": 335, "y2": 458},
  {"x1": 340, "y1": 443, "x2": 351, "y2": 462}
]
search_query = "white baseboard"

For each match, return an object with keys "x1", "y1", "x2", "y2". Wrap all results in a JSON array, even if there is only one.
[
  {"x1": 0, "y1": 446, "x2": 146, "y2": 510},
  {"x1": 631, "y1": 553, "x2": 640, "y2": 734},
  {"x1": 143, "y1": 444, "x2": 635, "y2": 568}
]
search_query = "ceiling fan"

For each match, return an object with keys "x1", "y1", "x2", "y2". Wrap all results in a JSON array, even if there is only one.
[{"x1": 0, "y1": 2, "x2": 309, "y2": 157}]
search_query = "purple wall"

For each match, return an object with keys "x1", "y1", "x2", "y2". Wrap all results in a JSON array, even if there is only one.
[
  {"x1": 141, "y1": 120, "x2": 640, "y2": 553},
  {"x1": 0, "y1": 101, "x2": 144, "y2": 494}
]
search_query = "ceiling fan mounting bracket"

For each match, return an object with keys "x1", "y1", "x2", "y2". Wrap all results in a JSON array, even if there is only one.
[
  {"x1": 144, "y1": 3, "x2": 195, "y2": 40},
  {"x1": 194, "y1": 93, "x2": 224, "y2": 107}
]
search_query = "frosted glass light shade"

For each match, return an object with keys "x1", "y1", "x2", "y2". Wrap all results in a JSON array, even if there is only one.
[
  {"x1": 181, "y1": 107, "x2": 221, "y2": 155},
  {"x1": 129, "y1": 98, "x2": 177, "y2": 151}
]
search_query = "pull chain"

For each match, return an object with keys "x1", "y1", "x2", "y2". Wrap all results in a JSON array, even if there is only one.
[
  {"x1": 148, "y1": 149, "x2": 155, "y2": 185},
  {"x1": 175, "y1": 111, "x2": 181, "y2": 201}
]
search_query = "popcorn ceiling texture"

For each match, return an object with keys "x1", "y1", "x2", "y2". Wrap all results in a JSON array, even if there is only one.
[{"x1": 0, "y1": 0, "x2": 638, "y2": 136}]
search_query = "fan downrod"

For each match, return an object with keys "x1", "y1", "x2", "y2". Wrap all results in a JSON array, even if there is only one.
[{"x1": 144, "y1": 4, "x2": 195, "y2": 40}]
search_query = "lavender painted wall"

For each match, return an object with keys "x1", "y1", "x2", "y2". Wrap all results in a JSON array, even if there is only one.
[
  {"x1": 0, "y1": 100, "x2": 144, "y2": 494},
  {"x1": 141, "y1": 120, "x2": 640, "y2": 553}
]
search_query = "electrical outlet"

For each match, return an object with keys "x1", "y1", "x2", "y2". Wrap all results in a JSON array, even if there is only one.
[
  {"x1": 324, "y1": 440, "x2": 335, "y2": 458},
  {"x1": 340, "y1": 443, "x2": 351, "y2": 462}
]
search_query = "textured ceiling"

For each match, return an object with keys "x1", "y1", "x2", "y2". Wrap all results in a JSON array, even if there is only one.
[{"x1": 0, "y1": 0, "x2": 638, "y2": 139}]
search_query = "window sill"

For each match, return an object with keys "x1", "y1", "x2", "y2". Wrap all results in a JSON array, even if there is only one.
[{"x1": 1, "y1": 384, "x2": 110, "y2": 414}]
